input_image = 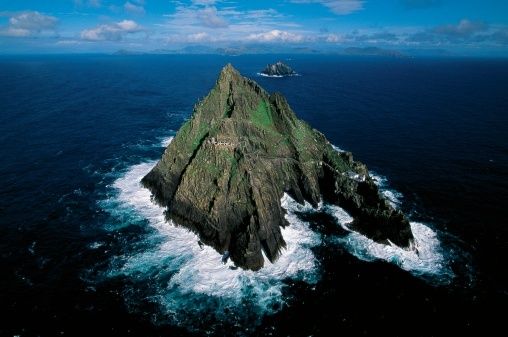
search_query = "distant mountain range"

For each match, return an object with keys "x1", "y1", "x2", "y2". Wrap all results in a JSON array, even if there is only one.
[{"x1": 113, "y1": 45, "x2": 452, "y2": 58}]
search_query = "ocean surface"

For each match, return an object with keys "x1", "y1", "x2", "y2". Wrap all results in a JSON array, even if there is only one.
[{"x1": 0, "y1": 54, "x2": 507, "y2": 336}]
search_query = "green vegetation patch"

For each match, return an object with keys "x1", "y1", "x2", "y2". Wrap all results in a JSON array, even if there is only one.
[
  {"x1": 250, "y1": 99, "x2": 274, "y2": 129},
  {"x1": 191, "y1": 123, "x2": 208, "y2": 151},
  {"x1": 324, "y1": 146, "x2": 350, "y2": 172},
  {"x1": 291, "y1": 120, "x2": 316, "y2": 162}
]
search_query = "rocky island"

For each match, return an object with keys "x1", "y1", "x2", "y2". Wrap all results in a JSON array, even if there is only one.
[
  {"x1": 142, "y1": 64, "x2": 414, "y2": 270},
  {"x1": 260, "y1": 61, "x2": 297, "y2": 77}
]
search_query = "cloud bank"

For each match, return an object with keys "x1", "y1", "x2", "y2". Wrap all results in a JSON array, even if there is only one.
[
  {"x1": 247, "y1": 30, "x2": 304, "y2": 43},
  {"x1": 81, "y1": 20, "x2": 143, "y2": 41},
  {"x1": 291, "y1": 0, "x2": 364, "y2": 15},
  {"x1": 0, "y1": 11, "x2": 58, "y2": 37},
  {"x1": 124, "y1": 1, "x2": 146, "y2": 15}
]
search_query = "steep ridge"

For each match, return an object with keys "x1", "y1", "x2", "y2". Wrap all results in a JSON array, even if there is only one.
[{"x1": 142, "y1": 64, "x2": 414, "y2": 270}]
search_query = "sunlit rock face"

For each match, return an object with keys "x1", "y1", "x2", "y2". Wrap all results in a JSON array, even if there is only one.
[{"x1": 142, "y1": 64, "x2": 414, "y2": 270}]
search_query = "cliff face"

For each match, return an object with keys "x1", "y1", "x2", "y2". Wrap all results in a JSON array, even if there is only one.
[
  {"x1": 261, "y1": 61, "x2": 297, "y2": 76},
  {"x1": 142, "y1": 64, "x2": 414, "y2": 270}
]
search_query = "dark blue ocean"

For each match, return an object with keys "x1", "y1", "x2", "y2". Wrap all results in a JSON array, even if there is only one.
[{"x1": 1, "y1": 54, "x2": 507, "y2": 336}]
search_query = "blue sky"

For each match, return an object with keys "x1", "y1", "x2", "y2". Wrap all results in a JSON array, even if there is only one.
[{"x1": 1, "y1": 0, "x2": 507, "y2": 55}]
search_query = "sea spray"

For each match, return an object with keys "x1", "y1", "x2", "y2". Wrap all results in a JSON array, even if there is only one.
[
  {"x1": 98, "y1": 149, "x2": 320, "y2": 330},
  {"x1": 95, "y1": 138, "x2": 457, "y2": 332}
]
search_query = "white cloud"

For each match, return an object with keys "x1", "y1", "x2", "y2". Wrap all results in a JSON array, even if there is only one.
[
  {"x1": 246, "y1": 29, "x2": 304, "y2": 43},
  {"x1": 124, "y1": 1, "x2": 145, "y2": 15},
  {"x1": 192, "y1": 0, "x2": 218, "y2": 5},
  {"x1": 187, "y1": 32, "x2": 210, "y2": 42},
  {"x1": 197, "y1": 7, "x2": 228, "y2": 28},
  {"x1": 80, "y1": 20, "x2": 142, "y2": 41},
  {"x1": 406, "y1": 19, "x2": 491, "y2": 45},
  {"x1": 165, "y1": 5, "x2": 229, "y2": 29},
  {"x1": 433, "y1": 19, "x2": 488, "y2": 36},
  {"x1": 325, "y1": 33, "x2": 343, "y2": 42},
  {"x1": 0, "y1": 11, "x2": 58, "y2": 37},
  {"x1": 325, "y1": 0, "x2": 364, "y2": 14},
  {"x1": 117, "y1": 20, "x2": 139, "y2": 30},
  {"x1": 243, "y1": 9, "x2": 282, "y2": 19},
  {"x1": 74, "y1": 0, "x2": 102, "y2": 8},
  {"x1": 160, "y1": 2, "x2": 307, "y2": 44},
  {"x1": 291, "y1": 0, "x2": 364, "y2": 15}
]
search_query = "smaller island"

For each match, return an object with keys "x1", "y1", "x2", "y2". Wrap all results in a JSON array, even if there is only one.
[{"x1": 259, "y1": 61, "x2": 298, "y2": 77}]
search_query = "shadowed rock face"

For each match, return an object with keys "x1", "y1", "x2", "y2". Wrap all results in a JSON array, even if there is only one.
[
  {"x1": 261, "y1": 61, "x2": 297, "y2": 76},
  {"x1": 142, "y1": 64, "x2": 414, "y2": 270}
]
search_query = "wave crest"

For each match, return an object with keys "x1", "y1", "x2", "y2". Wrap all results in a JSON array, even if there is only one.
[
  {"x1": 94, "y1": 138, "x2": 464, "y2": 331},
  {"x1": 98, "y1": 158, "x2": 320, "y2": 329}
]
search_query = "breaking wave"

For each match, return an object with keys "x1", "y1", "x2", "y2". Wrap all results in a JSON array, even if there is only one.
[
  {"x1": 97, "y1": 137, "x2": 320, "y2": 331},
  {"x1": 108, "y1": 162, "x2": 320, "y2": 296},
  {"x1": 370, "y1": 172, "x2": 404, "y2": 208},
  {"x1": 323, "y1": 168, "x2": 454, "y2": 284},
  {"x1": 299, "y1": 203, "x2": 454, "y2": 285},
  {"x1": 95, "y1": 137, "x2": 462, "y2": 332},
  {"x1": 335, "y1": 221, "x2": 454, "y2": 282},
  {"x1": 159, "y1": 135, "x2": 174, "y2": 147}
]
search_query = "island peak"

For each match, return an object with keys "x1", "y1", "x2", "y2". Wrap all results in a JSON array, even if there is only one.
[
  {"x1": 142, "y1": 64, "x2": 414, "y2": 270},
  {"x1": 260, "y1": 61, "x2": 298, "y2": 77},
  {"x1": 219, "y1": 63, "x2": 240, "y2": 77}
]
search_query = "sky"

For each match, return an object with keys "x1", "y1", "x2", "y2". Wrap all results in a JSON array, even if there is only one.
[{"x1": 0, "y1": 0, "x2": 508, "y2": 55}]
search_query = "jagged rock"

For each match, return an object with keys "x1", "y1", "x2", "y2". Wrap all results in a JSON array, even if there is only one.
[
  {"x1": 260, "y1": 61, "x2": 297, "y2": 77},
  {"x1": 142, "y1": 64, "x2": 414, "y2": 270}
]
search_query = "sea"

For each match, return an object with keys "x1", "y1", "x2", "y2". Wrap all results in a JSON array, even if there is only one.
[{"x1": 0, "y1": 54, "x2": 507, "y2": 336}]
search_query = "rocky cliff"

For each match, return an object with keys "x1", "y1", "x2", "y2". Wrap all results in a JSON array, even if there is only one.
[
  {"x1": 260, "y1": 61, "x2": 297, "y2": 76},
  {"x1": 142, "y1": 64, "x2": 414, "y2": 270}
]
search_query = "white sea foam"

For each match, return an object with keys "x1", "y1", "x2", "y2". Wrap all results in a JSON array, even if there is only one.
[
  {"x1": 310, "y1": 200, "x2": 451, "y2": 282},
  {"x1": 257, "y1": 72, "x2": 300, "y2": 78},
  {"x1": 88, "y1": 241, "x2": 104, "y2": 249},
  {"x1": 102, "y1": 156, "x2": 320, "y2": 322},
  {"x1": 370, "y1": 172, "x2": 387, "y2": 187},
  {"x1": 159, "y1": 136, "x2": 174, "y2": 147},
  {"x1": 327, "y1": 147, "x2": 452, "y2": 283},
  {"x1": 334, "y1": 218, "x2": 452, "y2": 283},
  {"x1": 382, "y1": 190, "x2": 403, "y2": 208},
  {"x1": 369, "y1": 172, "x2": 403, "y2": 206},
  {"x1": 321, "y1": 203, "x2": 354, "y2": 224},
  {"x1": 331, "y1": 144, "x2": 346, "y2": 153},
  {"x1": 258, "y1": 72, "x2": 283, "y2": 78},
  {"x1": 99, "y1": 139, "x2": 454, "y2": 328}
]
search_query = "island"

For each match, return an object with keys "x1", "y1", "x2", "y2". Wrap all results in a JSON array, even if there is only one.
[
  {"x1": 142, "y1": 64, "x2": 414, "y2": 270},
  {"x1": 260, "y1": 61, "x2": 297, "y2": 77}
]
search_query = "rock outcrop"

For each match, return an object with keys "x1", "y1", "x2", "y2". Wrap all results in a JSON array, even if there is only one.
[
  {"x1": 142, "y1": 64, "x2": 414, "y2": 270},
  {"x1": 260, "y1": 61, "x2": 297, "y2": 77}
]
